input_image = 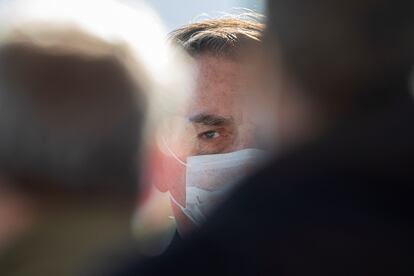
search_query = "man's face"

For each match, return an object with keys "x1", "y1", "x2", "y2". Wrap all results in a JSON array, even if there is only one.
[{"x1": 161, "y1": 54, "x2": 258, "y2": 234}]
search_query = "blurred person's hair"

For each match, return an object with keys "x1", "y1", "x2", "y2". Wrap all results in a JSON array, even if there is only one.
[
  {"x1": 0, "y1": 0, "x2": 190, "y2": 199},
  {"x1": 266, "y1": 1, "x2": 414, "y2": 106},
  {"x1": 169, "y1": 14, "x2": 264, "y2": 59},
  {"x1": 0, "y1": 29, "x2": 144, "y2": 198}
]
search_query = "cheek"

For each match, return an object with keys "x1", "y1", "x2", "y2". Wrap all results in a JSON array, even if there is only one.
[{"x1": 162, "y1": 156, "x2": 186, "y2": 206}]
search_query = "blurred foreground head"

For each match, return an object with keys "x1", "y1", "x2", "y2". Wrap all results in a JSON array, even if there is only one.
[
  {"x1": 0, "y1": 0, "x2": 190, "y2": 274},
  {"x1": 0, "y1": 34, "x2": 144, "y2": 198},
  {"x1": 263, "y1": 0, "x2": 414, "y2": 147},
  {"x1": 0, "y1": 0, "x2": 190, "y2": 200}
]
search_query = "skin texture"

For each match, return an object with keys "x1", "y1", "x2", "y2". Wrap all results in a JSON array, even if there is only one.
[{"x1": 156, "y1": 54, "x2": 258, "y2": 235}]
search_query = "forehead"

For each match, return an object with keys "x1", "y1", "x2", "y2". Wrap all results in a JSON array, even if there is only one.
[{"x1": 187, "y1": 54, "x2": 247, "y2": 118}]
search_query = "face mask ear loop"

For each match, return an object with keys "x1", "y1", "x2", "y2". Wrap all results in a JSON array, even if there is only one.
[
  {"x1": 168, "y1": 193, "x2": 202, "y2": 227},
  {"x1": 168, "y1": 192, "x2": 185, "y2": 209},
  {"x1": 161, "y1": 136, "x2": 190, "y2": 167}
]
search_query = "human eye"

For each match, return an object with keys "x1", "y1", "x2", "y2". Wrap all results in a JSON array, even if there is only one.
[{"x1": 198, "y1": 130, "x2": 220, "y2": 141}]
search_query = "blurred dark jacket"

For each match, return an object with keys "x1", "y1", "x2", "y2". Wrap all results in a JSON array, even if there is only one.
[
  {"x1": 0, "y1": 205, "x2": 136, "y2": 276},
  {"x1": 116, "y1": 88, "x2": 414, "y2": 275}
]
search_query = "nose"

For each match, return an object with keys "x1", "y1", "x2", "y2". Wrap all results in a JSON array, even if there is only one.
[{"x1": 231, "y1": 124, "x2": 258, "y2": 151}]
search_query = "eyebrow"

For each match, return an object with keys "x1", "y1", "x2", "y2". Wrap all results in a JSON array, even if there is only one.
[{"x1": 188, "y1": 113, "x2": 234, "y2": 126}]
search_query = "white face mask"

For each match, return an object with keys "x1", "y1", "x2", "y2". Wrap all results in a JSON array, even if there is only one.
[{"x1": 170, "y1": 148, "x2": 265, "y2": 227}]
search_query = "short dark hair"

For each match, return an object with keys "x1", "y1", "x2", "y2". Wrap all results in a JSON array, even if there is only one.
[
  {"x1": 170, "y1": 15, "x2": 264, "y2": 59},
  {"x1": 0, "y1": 34, "x2": 145, "y2": 197},
  {"x1": 266, "y1": 1, "x2": 414, "y2": 100}
]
